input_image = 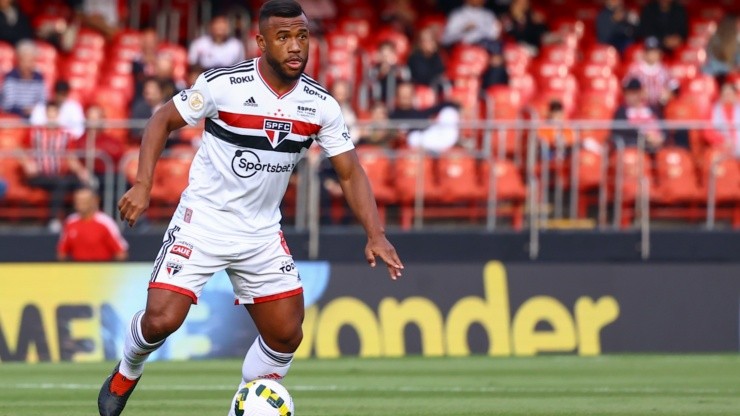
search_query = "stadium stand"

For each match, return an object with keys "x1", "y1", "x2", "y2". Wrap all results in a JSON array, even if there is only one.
[{"x1": 3, "y1": 0, "x2": 740, "y2": 230}]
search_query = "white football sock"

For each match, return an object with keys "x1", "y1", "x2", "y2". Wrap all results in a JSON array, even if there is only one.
[
  {"x1": 119, "y1": 310, "x2": 165, "y2": 379},
  {"x1": 240, "y1": 336, "x2": 294, "y2": 384}
]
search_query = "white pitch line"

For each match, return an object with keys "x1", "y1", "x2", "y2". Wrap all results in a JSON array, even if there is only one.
[{"x1": 0, "y1": 383, "x2": 736, "y2": 396}]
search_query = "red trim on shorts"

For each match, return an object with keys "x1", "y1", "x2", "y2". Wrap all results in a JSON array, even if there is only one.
[
  {"x1": 252, "y1": 287, "x2": 303, "y2": 304},
  {"x1": 148, "y1": 282, "x2": 198, "y2": 304}
]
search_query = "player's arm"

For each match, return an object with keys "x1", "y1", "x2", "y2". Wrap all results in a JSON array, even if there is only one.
[
  {"x1": 118, "y1": 101, "x2": 187, "y2": 227},
  {"x1": 330, "y1": 150, "x2": 404, "y2": 279}
]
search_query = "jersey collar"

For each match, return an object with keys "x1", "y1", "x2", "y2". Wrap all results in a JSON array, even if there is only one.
[{"x1": 256, "y1": 57, "x2": 300, "y2": 99}]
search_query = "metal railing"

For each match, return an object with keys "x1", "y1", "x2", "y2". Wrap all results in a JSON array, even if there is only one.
[{"x1": 2, "y1": 118, "x2": 739, "y2": 260}]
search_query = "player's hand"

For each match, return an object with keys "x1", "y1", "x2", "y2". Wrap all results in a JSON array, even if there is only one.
[
  {"x1": 365, "y1": 235, "x2": 404, "y2": 280},
  {"x1": 118, "y1": 183, "x2": 151, "y2": 227}
]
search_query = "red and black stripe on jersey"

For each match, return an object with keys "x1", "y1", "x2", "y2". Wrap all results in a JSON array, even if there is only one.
[
  {"x1": 204, "y1": 60, "x2": 255, "y2": 83},
  {"x1": 205, "y1": 118, "x2": 316, "y2": 153}
]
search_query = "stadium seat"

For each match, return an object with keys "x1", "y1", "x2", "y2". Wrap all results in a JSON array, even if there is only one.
[
  {"x1": 504, "y1": 43, "x2": 531, "y2": 77},
  {"x1": 577, "y1": 62, "x2": 613, "y2": 80},
  {"x1": 663, "y1": 97, "x2": 707, "y2": 157},
  {"x1": 669, "y1": 62, "x2": 699, "y2": 84},
  {"x1": 508, "y1": 73, "x2": 535, "y2": 104},
  {"x1": 0, "y1": 113, "x2": 27, "y2": 150},
  {"x1": 434, "y1": 148, "x2": 483, "y2": 203},
  {"x1": 447, "y1": 45, "x2": 489, "y2": 78},
  {"x1": 540, "y1": 44, "x2": 577, "y2": 68},
  {"x1": 484, "y1": 86, "x2": 522, "y2": 156},
  {"x1": 652, "y1": 147, "x2": 703, "y2": 205},
  {"x1": 584, "y1": 44, "x2": 620, "y2": 68},
  {"x1": 414, "y1": 85, "x2": 437, "y2": 110},
  {"x1": 75, "y1": 29, "x2": 106, "y2": 50},
  {"x1": 337, "y1": 17, "x2": 372, "y2": 44},
  {"x1": 157, "y1": 43, "x2": 188, "y2": 83},
  {"x1": 609, "y1": 148, "x2": 652, "y2": 227},
  {"x1": 0, "y1": 157, "x2": 50, "y2": 220},
  {"x1": 689, "y1": 18, "x2": 717, "y2": 38},
  {"x1": 479, "y1": 158, "x2": 526, "y2": 229},
  {"x1": 701, "y1": 150, "x2": 740, "y2": 204},
  {"x1": 674, "y1": 46, "x2": 707, "y2": 67},
  {"x1": 356, "y1": 146, "x2": 396, "y2": 225},
  {"x1": 393, "y1": 150, "x2": 439, "y2": 229}
]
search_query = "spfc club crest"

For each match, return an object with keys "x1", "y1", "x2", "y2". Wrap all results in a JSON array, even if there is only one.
[
  {"x1": 263, "y1": 119, "x2": 292, "y2": 147},
  {"x1": 166, "y1": 259, "x2": 183, "y2": 276}
]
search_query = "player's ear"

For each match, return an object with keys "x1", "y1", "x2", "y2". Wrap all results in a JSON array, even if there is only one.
[{"x1": 256, "y1": 34, "x2": 266, "y2": 53}]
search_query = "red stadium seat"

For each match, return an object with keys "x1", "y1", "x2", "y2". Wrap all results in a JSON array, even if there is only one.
[
  {"x1": 674, "y1": 46, "x2": 707, "y2": 67},
  {"x1": 609, "y1": 148, "x2": 652, "y2": 227},
  {"x1": 414, "y1": 85, "x2": 437, "y2": 110},
  {"x1": 504, "y1": 43, "x2": 531, "y2": 77},
  {"x1": 75, "y1": 29, "x2": 106, "y2": 50},
  {"x1": 479, "y1": 158, "x2": 526, "y2": 229},
  {"x1": 434, "y1": 148, "x2": 483, "y2": 203},
  {"x1": 337, "y1": 17, "x2": 372, "y2": 43},
  {"x1": 669, "y1": 62, "x2": 699, "y2": 84},
  {"x1": 585, "y1": 44, "x2": 620, "y2": 68},
  {"x1": 374, "y1": 28, "x2": 410, "y2": 61},
  {"x1": 540, "y1": 44, "x2": 577, "y2": 68},
  {"x1": 447, "y1": 45, "x2": 489, "y2": 78},
  {"x1": 652, "y1": 147, "x2": 703, "y2": 205},
  {"x1": 701, "y1": 150, "x2": 740, "y2": 204},
  {"x1": 508, "y1": 73, "x2": 535, "y2": 104},
  {"x1": 484, "y1": 86, "x2": 522, "y2": 156},
  {"x1": 0, "y1": 113, "x2": 27, "y2": 150},
  {"x1": 689, "y1": 18, "x2": 717, "y2": 38}
]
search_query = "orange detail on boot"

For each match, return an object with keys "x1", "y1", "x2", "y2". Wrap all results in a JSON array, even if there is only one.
[{"x1": 109, "y1": 372, "x2": 137, "y2": 396}]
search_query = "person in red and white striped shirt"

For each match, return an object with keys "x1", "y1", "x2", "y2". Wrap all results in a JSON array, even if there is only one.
[
  {"x1": 57, "y1": 187, "x2": 128, "y2": 261},
  {"x1": 624, "y1": 37, "x2": 678, "y2": 108}
]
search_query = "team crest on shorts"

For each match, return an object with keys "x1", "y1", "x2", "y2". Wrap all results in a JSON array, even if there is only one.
[{"x1": 166, "y1": 259, "x2": 183, "y2": 276}]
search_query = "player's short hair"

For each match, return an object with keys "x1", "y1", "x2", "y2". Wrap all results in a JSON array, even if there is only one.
[{"x1": 259, "y1": 0, "x2": 305, "y2": 27}]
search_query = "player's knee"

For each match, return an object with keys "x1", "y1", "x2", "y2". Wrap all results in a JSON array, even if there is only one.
[
  {"x1": 264, "y1": 326, "x2": 303, "y2": 353},
  {"x1": 140, "y1": 310, "x2": 182, "y2": 342}
]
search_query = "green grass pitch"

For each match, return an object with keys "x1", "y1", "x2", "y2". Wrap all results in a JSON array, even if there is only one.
[{"x1": 0, "y1": 355, "x2": 738, "y2": 415}]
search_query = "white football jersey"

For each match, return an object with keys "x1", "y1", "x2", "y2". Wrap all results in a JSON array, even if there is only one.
[{"x1": 171, "y1": 57, "x2": 354, "y2": 240}]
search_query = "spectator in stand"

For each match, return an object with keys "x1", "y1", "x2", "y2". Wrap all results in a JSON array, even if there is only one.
[
  {"x1": 21, "y1": 102, "x2": 91, "y2": 231},
  {"x1": 390, "y1": 82, "x2": 460, "y2": 153},
  {"x1": 480, "y1": 42, "x2": 509, "y2": 90},
  {"x1": 596, "y1": 0, "x2": 638, "y2": 54},
  {"x1": 441, "y1": 0, "x2": 502, "y2": 53},
  {"x1": 638, "y1": 0, "x2": 688, "y2": 53},
  {"x1": 130, "y1": 77, "x2": 165, "y2": 140},
  {"x1": 30, "y1": 80, "x2": 86, "y2": 139},
  {"x1": 57, "y1": 186, "x2": 128, "y2": 261},
  {"x1": 0, "y1": 0, "x2": 32, "y2": 45},
  {"x1": 624, "y1": 37, "x2": 677, "y2": 109},
  {"x1": 356, "y1": 102, "x2": 397, "y2": 148},
  {"x1": 132, "y1": 28, "x2": 160, "y2": 101},
  {"x1": 381, "y1": 0, "x2": 417, "y2": 38},
  {"x1": 188, "y1": 15, "x2": 244, "y2": 70},
  {"x1": 1, "y1": 40, "x2": 46, "y2": 118},
  {"x1": 369, "y1": 40, "x2": 411, "y2": 108},
  {"x1": 407, "y1": 28, "x2": 446, "y2": 89},
  {"x1": 538, "y1": 100, "x2": 575, "y2": 152},
  {"x1": 503, "y1": 0, "x2": 548, "y2": 52},
  {"x1": 131, "y1": 77, "x2": 165, "y2": 120},
  {"x1": 0, "y1": 178, "x2": 6, "y2": 199},
  {"x1": 73, "y1": 0, "x2": 120, "y2": 40},
  {"x1": 153, "y1": 53, "x2": 185, "y2": 99},
  {"x1": 329, "y1": 79, "x2": 359, "y2": 144},
  {"x1": 82, "y1": 105, "x2": 126, "y2": 185},
  {"x1": 704, "y1": 15, "x2": 740, "y2": 80},
  {"x1": 611, "y1": 78, "x2": 664, "y2": 150},
  {"x1": 707, "y1": 83, "x2": 740, "y2": 157}
]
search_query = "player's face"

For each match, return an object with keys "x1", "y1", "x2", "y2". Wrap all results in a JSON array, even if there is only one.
[{"x1": 258, "y1": 15, "x2": 310, "y2": 82}]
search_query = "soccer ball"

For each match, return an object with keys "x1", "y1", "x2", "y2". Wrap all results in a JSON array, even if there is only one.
[{"x1": 230, "y1": 379, "x2": 295, "y2": 416}]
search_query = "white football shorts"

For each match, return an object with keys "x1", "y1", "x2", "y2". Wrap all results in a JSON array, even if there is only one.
[{"x1": 148, "y1": 223, "x2": 302, "y2": 305}]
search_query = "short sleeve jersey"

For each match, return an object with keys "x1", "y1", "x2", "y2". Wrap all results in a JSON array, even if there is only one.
[{"x1": 172, "y1": 58, "x2": 354, "y2": 239}]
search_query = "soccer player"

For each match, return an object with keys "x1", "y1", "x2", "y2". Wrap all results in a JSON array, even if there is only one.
[{"x1": 97, "y1": 1, "x2": 404, "y2": 415}]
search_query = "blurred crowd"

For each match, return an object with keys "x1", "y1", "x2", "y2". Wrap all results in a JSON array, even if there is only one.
[{"x1": 1, "y1": 0, "x2": 740, "y2": 230}]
